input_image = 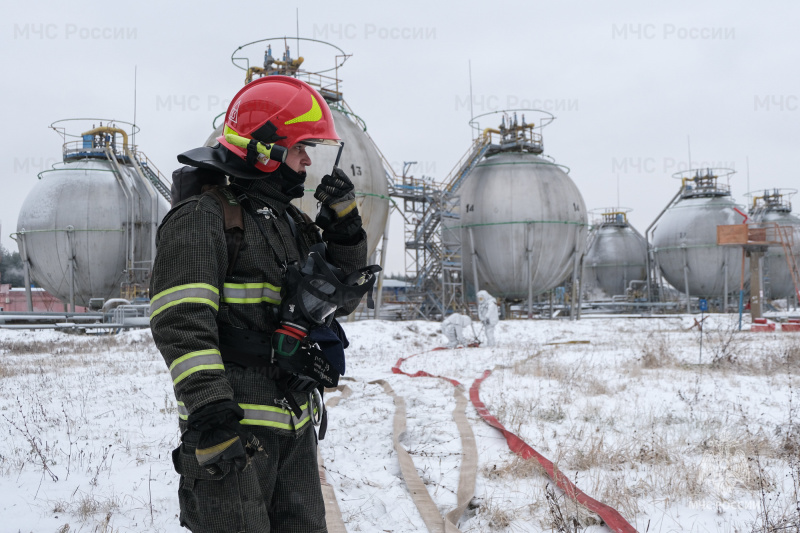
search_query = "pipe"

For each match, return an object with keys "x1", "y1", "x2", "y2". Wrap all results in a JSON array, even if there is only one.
[
  {"x1": 374, "y1": 209, "x2": 391, "y2": 319},
  {"x1": 17, "y1": 233, "x2": 33, "y2": 312},
  {"x1": 570, "y1": 251, "x2": 580, "y2": 321},
  {"x1": 527, "y1": 224, "x2": 533, "y2": 319},
  {"x1": 468, "y1": 227, "x2": 480, "y2": 297},
  {"x1": 481, "y1": 128, "x2": 501, "y2": 140},
  {"x1": 739, "y1": 248, "x2": 746, "y2": 330},
  {"x1": 105, "y1": 148, "x2": 135, "y2": 283},
  {"x1": 66, "y1": 225, "x2": 76, "y2": 312},
  {"x1": 645, "y1": 188, "x2": 682, "y2": 302},
  {"x1": 723, "y1": 263, "x2": 729, "y2": 312},
  {"x1": 576, "y1": 253, "x2": 584, "y2": 320},
  {"x1": 683, "y1": 248, "x2": 691, "y2": 313},
  {"x1": 126, "y1": 146, "x2": 160, "y2": 274},
  {"x1": 81, "y1": 126, "x2": 129, "y2": 152}
]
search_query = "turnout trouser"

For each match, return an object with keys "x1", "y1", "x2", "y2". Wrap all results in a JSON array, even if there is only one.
[{"x1": 172, "y1": 424, "x2": 327, "y2": 533}]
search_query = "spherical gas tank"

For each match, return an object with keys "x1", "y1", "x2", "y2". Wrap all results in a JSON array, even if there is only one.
[
  {"x1": 16, "y1": 159, "x2": 169, "y2": 306},
  {"x1": 585, "y1": 224, "x2": 648, "y2": 297},
  {"x1": 652, "y1": 196, "x2": 746, "y2": 297},
  {"x1": 454, "y1": 152, "x2": 587, "y2": 299},
  {"x1": 206, "y1": 108, "x2": 390, "y2": 258},
  {"x1": 758, "y1": 210, "x2": 800, "y2": 299}
]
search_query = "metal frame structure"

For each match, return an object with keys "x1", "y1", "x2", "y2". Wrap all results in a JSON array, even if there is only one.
[
  {"x1": 717, "y1": 221, "x2": 800, "y2": 320},
  {"x1": 395, "y1": 112, "x2": 555, "y2": 320}
]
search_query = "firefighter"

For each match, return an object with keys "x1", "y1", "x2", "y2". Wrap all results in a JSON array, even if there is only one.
[
  {"x1": 150, "y1": 76, "x2": 367, "y2": 533},
  {"x1": 477, "y1": 290, "x2": 499, "y2": 347},
  {"x1": 441, "y1": 312, "x2": 473, "y2": 348}
]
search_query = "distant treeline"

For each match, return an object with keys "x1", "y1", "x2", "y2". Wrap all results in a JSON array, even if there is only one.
[{"x1": 0, "y1": 245, "x2": 24, "y2": 287}]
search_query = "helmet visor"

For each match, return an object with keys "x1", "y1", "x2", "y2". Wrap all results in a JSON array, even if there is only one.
[{"x1": 302, "y1": 138, "x2": 341, "y2": 147}]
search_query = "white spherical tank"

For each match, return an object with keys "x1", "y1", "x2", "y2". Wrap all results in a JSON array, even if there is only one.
[
  {"x1": 585, "y1": 215, "x2": 648, "y2": 297},
  {"x1": 761, "y1": 210, "x2": 800, "y2": 299},
  {"x1": 16, "y1": 123, "x2": 170, "y2": 306},
  {"x1": 652, "y1": 176, "x2": 746, "y2": 297},
  {"x1": 205, "y1": 107, "x2": 389, "y2": 258},
  {"x1": 294, "y1": 108, "x2": 389, "y2": 259},
  {"x1": 748, "y1": 191, "x2": 800, "y2": 300},
  {"x1": 455, "y1": 152, "x2": 587, "y2": 299}
]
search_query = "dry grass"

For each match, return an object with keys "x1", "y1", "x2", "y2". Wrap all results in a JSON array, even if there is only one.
[
  {"x1": 543, "y1": 484, "x2": 602, "y2": 532},
  {"x1": 595, "y1": 472, "x2": 642, "y2": 520},
  {"x1": 636, "y1": 330, "x2": 676, "y2": 369},
  {"x1": 483, "y1": 499, "x2": 513, "y2": 530},
  {"x1": 565, "y1": 434, "x2": 630, "y2": 471},
  {"x1": 482, "y1": 456, "x2": 549, "y2": 481},
  {"x1": 1, "y1": 335, "x2": 133, "y2": 356}
]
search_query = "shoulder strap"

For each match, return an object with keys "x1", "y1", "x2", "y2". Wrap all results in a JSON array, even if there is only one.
[
  {"x1": 286, "y1": 204, "x2": 323, "y2": 248},
  {"x1": 202, "y1": 186, "x2": 244, "y2": 276}
]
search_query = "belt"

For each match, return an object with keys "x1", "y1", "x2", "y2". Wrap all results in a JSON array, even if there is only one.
[
  {"x1": 217, "y1": 324, "x2": 319, "y2": 399},
  {"x1": 217, "y1": 324, "x2": 328, "y2": 438},
  {"x1": 217, "y1": 324, "x2": 274, "y2": 368}
]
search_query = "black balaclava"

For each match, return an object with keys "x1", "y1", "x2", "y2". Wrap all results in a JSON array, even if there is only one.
[{"x1": 276, "y1": 164, "x2": 307, "y2": 199}]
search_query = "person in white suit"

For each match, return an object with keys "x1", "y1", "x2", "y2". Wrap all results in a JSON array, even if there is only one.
[
  {"x1": 477, "y1": 290, "x2": 499, "y2": 347},
  {"x1": 441, "y1": 313, "x2": 473, "y2": 348}
]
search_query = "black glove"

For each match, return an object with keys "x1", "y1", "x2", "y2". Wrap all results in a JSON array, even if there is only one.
[
  {"x1": 187, "y1": 400, "x2": 262, "y2": 475},
  {"x1": 314, "y1": 168, "x2": 364, "y2": 244}
]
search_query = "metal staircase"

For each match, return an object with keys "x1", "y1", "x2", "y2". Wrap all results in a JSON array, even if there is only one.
[
  {"x1": 134, "y1": 151, "x2": 172, "y2": 203},
  {"x1": 396, "y1": 134, "x2": 493, "y2": 319}
]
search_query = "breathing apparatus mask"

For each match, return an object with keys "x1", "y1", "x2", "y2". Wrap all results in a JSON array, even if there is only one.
[{"x1": 272, "y1": 243, "x2": 381, "y2": 391}]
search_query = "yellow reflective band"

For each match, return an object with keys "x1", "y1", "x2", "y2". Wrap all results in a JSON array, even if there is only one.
[
  {"x1": 222, "y1": 282, "x2": 281, "y2": 305},
  {"x1": 223, "y1": 297, "x2": 281, "y2": 305},
  {"x1": 151, "y1": 298, "x2": 219, "y2": 320},
  {"x1": 284, "y1": 95, "x2": 322, "y2": 125},
  {"x1": 173, "y1": 363, "x2": 225, "y2": 385},
  {"x1": 335, "y1": 200, "x2": 357, "y2": 218},
  {"x1": 224, "y1": 282, "x2": 281, "y2": 290},
  {"x1": 239, "y1": 402, "x2": 316, "y2": 430},
  {"x1": 196, "y1": 436, "x2": 239, "y2": 460},
  {"x1": 152, "y1": 283, "x2": 219, "y2": 302},
  {"x1": 223, "y1": 124, "x2": 240, "y2": 137},
  {"x1": 177, "y1": 401, "x2": 188, "y2": 420},
  {"x1": 150, "y1": 283, "x2": 220, "y2": 319},
  {"x1": 169, "y1": 349, "x2": 224, "y2": 385}
]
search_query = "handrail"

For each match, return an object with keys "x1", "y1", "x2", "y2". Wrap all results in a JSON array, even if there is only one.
[{"x1": 133, "y1": 150, "x2": 172, "y2": 202}]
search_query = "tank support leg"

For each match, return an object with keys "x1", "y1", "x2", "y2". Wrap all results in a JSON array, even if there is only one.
[
  {"x1": 66, "y1": 226, "x2": 76, "y2": 313},
  {"x1": 683, "y1": 258, "x2": 691, "y2": 314},
  {"x1": 723, "y1": 263, "x2": 729, "y2": 312}
]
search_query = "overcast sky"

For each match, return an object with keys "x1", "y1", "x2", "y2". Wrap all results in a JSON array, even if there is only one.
[{"x1": 2, "y1": 0, "x2": 799, "y2": 275}]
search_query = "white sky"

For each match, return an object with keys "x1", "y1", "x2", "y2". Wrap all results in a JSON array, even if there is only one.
[{"x1": 2, "y1": 0, "x2": 799, "y2": 275}]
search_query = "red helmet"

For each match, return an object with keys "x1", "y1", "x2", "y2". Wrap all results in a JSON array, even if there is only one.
[{"x1": 218, "y1": 76, "x2": 340, "y2": 173}]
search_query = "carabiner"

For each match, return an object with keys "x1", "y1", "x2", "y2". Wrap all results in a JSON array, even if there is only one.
[{"x1": 309, "y1": 388, "x2": 324, "y2": 427}]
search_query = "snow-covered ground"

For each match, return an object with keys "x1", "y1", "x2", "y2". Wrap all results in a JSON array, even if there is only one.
[{"x1": 1, "y1": 315, "x2": 798, "y2": 532}]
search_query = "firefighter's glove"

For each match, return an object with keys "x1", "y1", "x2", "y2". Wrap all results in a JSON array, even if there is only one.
[
  {"x1": 314, "y1": 168, "x2": 364, "y2": 244},
  {"x1": 187, "y1": 400, "x2": 263, "y2": 475},
  {"x1": 314, "y1": 167, "x2": 357, "y2": 219}
]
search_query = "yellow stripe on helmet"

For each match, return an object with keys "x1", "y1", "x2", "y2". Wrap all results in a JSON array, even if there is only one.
[{"x1": 284, "y1": 95, "x2": 322, "y2": 125}]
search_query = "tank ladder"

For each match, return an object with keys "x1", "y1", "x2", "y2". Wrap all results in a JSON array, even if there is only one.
[
  {"x1": 397, "y1": 135, "x2": 490, "y2": 319},
  {"x1": 778, "y1": 225, "x2": 800, "y2": 302},
  {"x1": 133, "y1": 152, "x2": 172, "y2": 203},
  {"x1": 443, "y1": 135, "x2": 492, "y2": 194}
]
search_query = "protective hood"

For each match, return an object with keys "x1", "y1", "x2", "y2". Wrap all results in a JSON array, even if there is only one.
[{"x1": 177, "y1": 144, "x2": 269, "y2": 180}]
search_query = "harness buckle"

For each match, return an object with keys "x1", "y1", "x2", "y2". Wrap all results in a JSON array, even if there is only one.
[
  {"x1": 256, "y1": 206, "x2": 276, "y2": 219},
  {"x1": 274, "y1": 397, "x2": 292, "y2": 411}
]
